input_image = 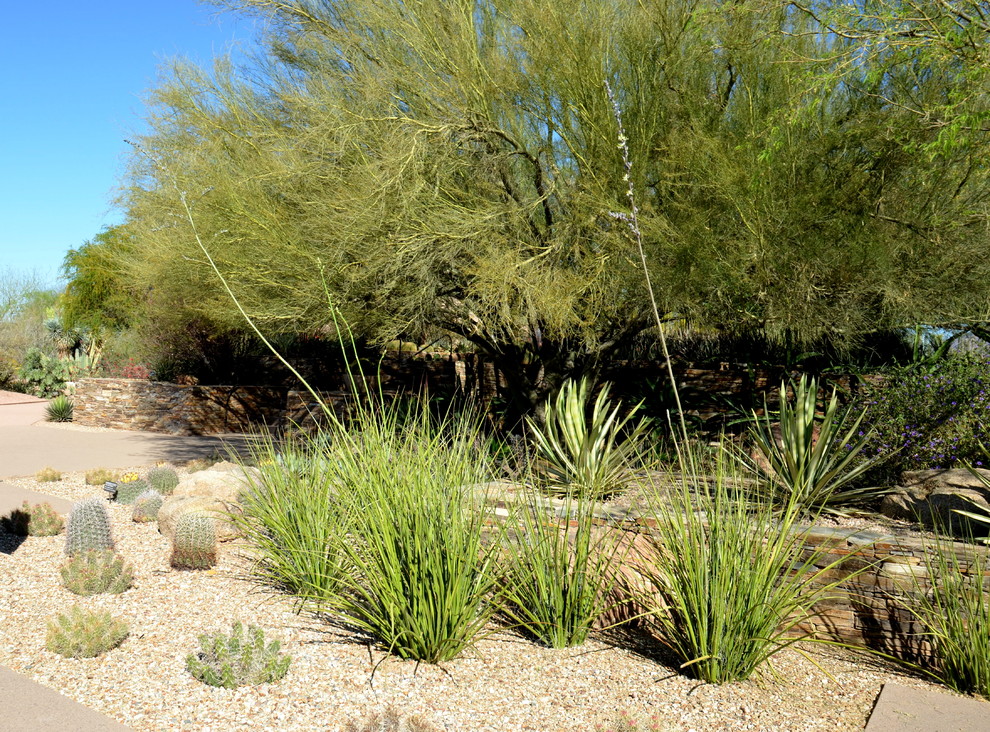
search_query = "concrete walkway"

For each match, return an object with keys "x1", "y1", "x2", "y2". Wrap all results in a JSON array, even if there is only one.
[{"x1": 866, "y1": 682, "x2": 990, "y2": 731}]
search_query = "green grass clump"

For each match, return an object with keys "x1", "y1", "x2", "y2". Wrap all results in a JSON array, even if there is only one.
[
  {"x1": 60, "y1": 550, "x2": 134, "y2": 596},
  {"x1": 186, "y1": 621, "x2": 290, "y2": 688},
  {"x1": 500, "y1": 490, "x2": 627, "y2": 648},
  {"x1": 640, "y1": 442, "x2": 859, "y2": 684},
  {"x1": 900, "y1": 532, "x2": 990, "y2": 698},
  {"x1": 45, "y1": 395, "x2": 74, "y2": 422},
  {"x1": 235, "y1": 402, "x2": 501, "y2": 664},
  {"x1": 146, "y1": 466, "x2": 179, "y2": 495},
  {"x1": 85, "y1": 468, "x2": 118, "y2": 486},
  {"x1": 0, "y1": 502, "x2": 64, "y2": 536},
  {"x1": 35, "y1": 466, "x2": 62, "y2": 483},
  {"x1": 46, "y1": 605, "x2": 129, "y2": 658}
]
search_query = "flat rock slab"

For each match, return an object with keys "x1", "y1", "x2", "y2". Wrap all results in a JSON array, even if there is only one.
[
  {"x1": 0, "y1": 665, "x2": 131, "y2": 731},
  {"x1": 866, "y1": 683, "x2": 990, "y2": 731}
]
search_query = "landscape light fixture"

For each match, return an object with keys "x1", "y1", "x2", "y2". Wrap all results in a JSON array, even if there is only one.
[{"x1": 103, "y1": 481, "x2": 119, "y2": 502}]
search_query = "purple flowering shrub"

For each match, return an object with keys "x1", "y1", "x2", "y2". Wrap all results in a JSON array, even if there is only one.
[{"x1": 855, "y1": 355, "x2": 990, "y2": 480}]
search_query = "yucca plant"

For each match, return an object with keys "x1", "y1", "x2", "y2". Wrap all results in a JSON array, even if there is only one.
[
  {"x1": 528, "y1": 377, "x2": 648, "y2": 499},
  {"x1": 744, "y1": 375, "x2": 886, "y2": 514},
  {"x1": 45, "y1": 395, "x2": 74, "y2": 422},
  {"x1": 500, "y1": 489, "x2": 628, "y2": 648},
  {"x1": 640, "y1": 442, "x2": 863, "y2": 684}
]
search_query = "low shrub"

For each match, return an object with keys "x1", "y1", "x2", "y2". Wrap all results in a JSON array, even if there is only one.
[
  {"x1": 85, "y1": 468, "x2": 118, "y2": 486},
  {"x1": 35, "y1": 466, "x2": 61, "y2": 483},
  {"x1": 46, "y1": 605, "x2": 129, "y2": 658},
  {"x1": 186, "y1": 622, "x2": 290, "y2": 688},
  {"x1": 856, "y1": 354, "x2": 990, "y2": 480},
  {"x1": 45, "y1": 395, "x2": 74, "y2": 422},
  {"x1": 0, "y1": 501, "x2": 64, "y2": 536}
]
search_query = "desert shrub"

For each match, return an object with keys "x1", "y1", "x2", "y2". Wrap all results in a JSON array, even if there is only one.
[
  {"x1": 899, "y1": 531, "x2": 990, "y2": 698},
  {"x1": 35, "y1": 466, "x2": 61, "y2": 482},
  {"x1": 527, "y1": 377, "x2": 647, "y2": 498},
  {"x1": 132, "y1": 490, "x2": 164, "y2": 523},
  {"x1": 186, "y1": 622, "x2": 290, "y2": 688},
  {"x1": 742, "y1": 375, "x2": 887, "y2": 514},
  {"x1": 500, "y1": 490, "x2": 627, "y2": 648},
  {"x1": 65, "y1": 498, "x2": 114, "y2": 555},
  {"x1": 85, "y1": 468, "x2": 118, "y2": 485},
  {"x1": 45, "y1": 394, "x2": 74, "y2": 422},
  {"x1": 170, "y1": 513, "x2": 218, "y2": 570},
  {"x1": 856, "y1": 354, "x2": 990, "y2": 480},
  {"x1": 146, "y1": 466, "x2": 179, "y2": 495},
  {"x1": 595, "y1": 710, "x2": 668, "y2": 732},
  {"x1": 640, "y1": 443, "x2": 860, "y2": 684},
  {"x1": 344, "y1": 707, "x2": 442, "y2": 732},
  {"x1": 115, "y1": 479, "x2": 150, "y2": 505},
  {"x1": 17, "y1": 347, "x2": 69, "y2": 398},
  {"x1": 60, "y1": 550, "x2": 134, "y2": 595},
  {"x1": 46, "y1": 605, "x2": 129, "y2": 658},
  {"x1": 0, "y1": 501, "x2": 64, "y2": 536}
]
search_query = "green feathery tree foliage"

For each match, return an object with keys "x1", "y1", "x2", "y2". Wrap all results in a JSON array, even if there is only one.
[
  {"x1": 60, "y1": 225, "x2": 139, "y2": 333},
  {"x1": 117, "y1": 0, "x2": 990, "y2": 419}
]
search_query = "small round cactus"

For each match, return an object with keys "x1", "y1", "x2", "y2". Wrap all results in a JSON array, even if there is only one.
[
  {"x1": 146, "y1": 466, "x2": 179, "y2": 495},
  {"x1": 115, "y1": 479, "x2": 150, "y2": 505},
  {"x1": 132, "y1": 490, "x2": 165, "y2": 523},
  {"x1": 46, "y1": 605, "x2": 129, "y2": 658},
  {"x1": 170, "y1": 513, "x2": 218, "y2": 570},
  {"x1": 65, "y1": 498, "x2": 114, "y2": 556},
  {"x1": 60, "y1": 550, "x2": 134, "y2": 596}
]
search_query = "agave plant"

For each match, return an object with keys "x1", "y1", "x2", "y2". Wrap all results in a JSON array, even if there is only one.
[
  {"x1": 744, "y1": 375, "x2": 886, "y2": 514},
  {"x1": 527, "y1": 377, "x2": 648, "y2": 499},
  {"x1": 46, "y1": 395, "x2": 74, "y2": 422}
]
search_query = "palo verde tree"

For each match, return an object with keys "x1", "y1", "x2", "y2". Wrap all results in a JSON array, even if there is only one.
[{"x1": 117, "y1": 0, "x2": 990, "y2": 422}]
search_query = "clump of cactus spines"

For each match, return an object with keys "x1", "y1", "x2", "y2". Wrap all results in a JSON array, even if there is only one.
[
  {"x1": 186, "y1": 622, "x2": 291, "y2": 688},
  {"x1": 132, "y1": 490, "x2": 164, "y2": 523},
  {"x1": 1, "y1": 502, "x2": 64, "y2": 536},
  {"x1": 115, "y1": 479, "x2": 150, "y2": 505},
  {"x1": 147, "y1": 466, "x2": 179, "y2": 495},
  {"x1": 46, "y1": 605, "x2": 129, "y2": 658},
  {"x1": 60, "y1": 550, "x2": 134, "y2": 596},
  {"x1": 65, "y1": 498, "x2": 114, "y2": 556},
  {"x1": 170, "y1": 513, "x2": 218, "y2": 570}
]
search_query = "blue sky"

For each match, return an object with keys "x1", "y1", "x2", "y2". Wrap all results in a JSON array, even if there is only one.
[{"x1": 0, "y1": 1, "x2": 256, "y2": 287}]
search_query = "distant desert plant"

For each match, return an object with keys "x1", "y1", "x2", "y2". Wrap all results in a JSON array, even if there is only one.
[
  {"x1": 85, "y1": 468, "x2": 118, "y2": 486},
  {"x1": 35, "y1": 466, "x2": 62, "y2": 482}
]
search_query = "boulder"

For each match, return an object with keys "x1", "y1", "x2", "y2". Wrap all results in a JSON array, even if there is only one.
[
  {"x1": 172, "y1": 462, "x2": 261, "y2": 504},
  {"x1": 158, "y1": 495, "x2": 241, "y2": 542},
  {"x1": 881, "y1": 468, "x2": 990, "y2": 538}
]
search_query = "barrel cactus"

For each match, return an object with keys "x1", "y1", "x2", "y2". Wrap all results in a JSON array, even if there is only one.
[
  {"x1": 65, "y1": 498, "x2": 114, "y2": 556},
  {"x1": 1, "y1": 501, "x2": 64, "y2": 536},
  {"x1": 147, "y1": 466, "x2": 179, "y2": 495},
  {"x1": 170, "y1": 513, "x2": 218, "y2": 570},
  {"x1": 132, "y1": 490, "x2": 164, "y2": 523},
  {"x1": 115, "y1": 479, "x2": 150, "y2": 505}
]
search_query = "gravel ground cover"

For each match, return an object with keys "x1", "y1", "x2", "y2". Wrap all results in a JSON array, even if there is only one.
[{"x1": 0, "y1": 466, "x2": 954, "y2": 731}]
